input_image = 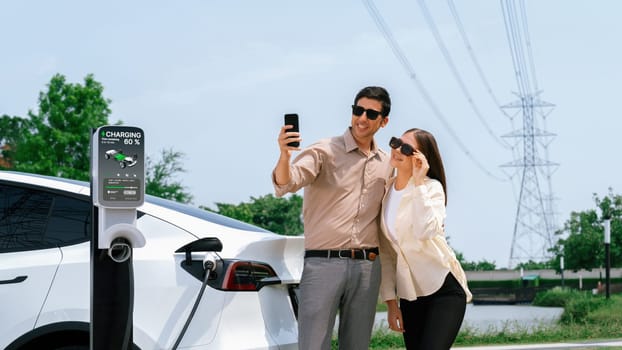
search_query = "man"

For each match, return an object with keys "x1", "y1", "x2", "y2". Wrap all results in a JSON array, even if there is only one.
[{"x1": 272, "y1": 86, "x2": 393, "y2": 349}]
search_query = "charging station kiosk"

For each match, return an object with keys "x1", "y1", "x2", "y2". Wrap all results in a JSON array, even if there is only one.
[{"x1": 90, "y1": 125, "x2": 145, "y2": 350}]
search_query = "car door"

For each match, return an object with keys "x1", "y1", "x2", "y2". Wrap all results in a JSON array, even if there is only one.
[{"x1": 0, "y1": 183, "x2": 91, "y2": 349}]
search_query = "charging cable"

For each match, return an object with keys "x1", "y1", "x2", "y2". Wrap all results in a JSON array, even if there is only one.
[{"x1": 171, "y1": 254, "x2": 218, "y2": 350}]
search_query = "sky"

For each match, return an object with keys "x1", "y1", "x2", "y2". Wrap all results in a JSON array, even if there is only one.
[{"x1": 1, "y1": 1, "x2": 620, "y2": 268}]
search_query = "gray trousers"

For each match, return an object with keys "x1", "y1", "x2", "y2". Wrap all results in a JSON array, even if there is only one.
[{"x1": 297, "y1": 257, "x2": 381, "y2": 350}]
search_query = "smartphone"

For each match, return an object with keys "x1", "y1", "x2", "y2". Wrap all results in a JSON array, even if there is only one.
[{"x1": 284, "y1": 113, "x2": 300, "y2": 147}]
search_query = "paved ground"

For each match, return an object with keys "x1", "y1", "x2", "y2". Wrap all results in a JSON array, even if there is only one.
[{"x1": 452, "y1": 339, "x2": 622, "y2": 349}]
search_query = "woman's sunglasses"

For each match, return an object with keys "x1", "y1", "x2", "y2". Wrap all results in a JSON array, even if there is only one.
[
  {"x1": 389, "y1": 137, "x2": 415, "y2": 156},
  {"x1": 351, "y1": 105, "x2": 382, "y2": 120}
]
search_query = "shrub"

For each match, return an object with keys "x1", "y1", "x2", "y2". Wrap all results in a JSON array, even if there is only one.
[
  {"x1": 531, "y1": 287, "x2": 613, "y2": 324},
  {"x1": 532, "y1": 286, "x2": 579, "y2": 307},
  {"x1": 560, "y1": 293, "x2": 607, "y2": 324}
]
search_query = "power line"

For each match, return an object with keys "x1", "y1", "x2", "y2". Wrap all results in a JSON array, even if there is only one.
[
  {"x1": 362, "y1": 0, "x2": 507, "y2": 181},
  {"x1": 446, "y1": 0, "x2": 514, "y2": 121},
  {"x1": 519, "y1": 0, "x2": 540, "y2": 93},
  {"x1": 417, "y1": 0, "x2": 511, "y2": 149}
]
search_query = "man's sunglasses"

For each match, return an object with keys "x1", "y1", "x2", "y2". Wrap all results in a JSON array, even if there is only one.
[
  {"x1": 389, "y1": 137, "x2": 415, "y2": 156},
  {"x1": 352, "y1": 105, "x2": 383, "y2": 120}
]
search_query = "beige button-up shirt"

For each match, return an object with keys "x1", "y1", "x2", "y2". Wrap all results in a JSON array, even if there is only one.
[{"x1": 273, "y1": 128, "x2": 392, "y2": 250}]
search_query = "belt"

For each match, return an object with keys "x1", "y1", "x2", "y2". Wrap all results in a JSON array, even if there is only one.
[{"x1": 304, "y1": 247, "x2": 379, "y2": 261}]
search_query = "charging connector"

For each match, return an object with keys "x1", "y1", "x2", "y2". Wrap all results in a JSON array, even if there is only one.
[{"x1": 203, "y1": 254, "x2": 216, "y2": 271}]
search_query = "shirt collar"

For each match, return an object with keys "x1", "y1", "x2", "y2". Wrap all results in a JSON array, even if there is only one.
[{"x1": 344, "y1": 127, "x2": 380, "y2": 157}]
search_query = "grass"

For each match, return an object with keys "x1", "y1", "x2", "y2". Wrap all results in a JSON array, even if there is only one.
[{"x1": 331, "y1": 290, "x2": 622, "y2": 349}]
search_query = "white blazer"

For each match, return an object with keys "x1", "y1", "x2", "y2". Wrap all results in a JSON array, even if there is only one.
[{"x1": 379, "y1": 176, "x2": 472, "y2": 302}]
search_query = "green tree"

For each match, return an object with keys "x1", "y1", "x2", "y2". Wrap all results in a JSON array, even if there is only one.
[
  {"x1": 204, "y1": 194, "x2": 303, "y2": 235},
  {"x1": 515, "y1": 260, "x2": 552, "y2": 270},
  {"x1": 473, "y1": 260, "x2": 497, "y2": 271},
  {"x1": 550, "y1": 189, "x2": 622, "y2": 271},
  {"x1": 1, "y1": 74, "x2": 192, "y2": 203},
  {"x1": 0, "y1": 74, "x2": 112, "y2": 180},
  {"x1": 455, "y1": 251, "x2": 497, "y2": 271},
  {"x1": 145, "y1": 149, "x2": 193, "y2": 203}
]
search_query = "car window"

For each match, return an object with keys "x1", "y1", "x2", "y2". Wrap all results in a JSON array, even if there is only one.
[
  {"x1": 0, "y1": 184, "x2": 91, "y2": 253},
  {"x1": 45, "y1": 195, "x2": 91, "y2": 246}
]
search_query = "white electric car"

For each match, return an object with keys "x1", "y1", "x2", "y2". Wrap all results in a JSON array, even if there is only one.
[{"x1": 0, "y1": 171, "x2": 303, "y2": 349}]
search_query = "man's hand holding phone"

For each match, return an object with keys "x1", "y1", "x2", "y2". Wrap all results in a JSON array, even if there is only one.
[
  {"x1": 280, "y1": 113, "x2": 301, "y2": 152},
  {"x1": 274, "y1": 113, "x2": 301, "y2": 186}
]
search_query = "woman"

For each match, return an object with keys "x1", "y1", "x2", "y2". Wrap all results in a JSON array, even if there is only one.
[{"x1": 379, "y1": 128, "x2": 472, "y2": 350}]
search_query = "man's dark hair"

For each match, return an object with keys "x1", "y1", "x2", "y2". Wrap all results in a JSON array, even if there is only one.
[{"x1": 354, "y1": 86, "x2": 391, "y2": 117}]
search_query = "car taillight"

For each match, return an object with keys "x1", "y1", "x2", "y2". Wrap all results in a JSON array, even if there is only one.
[
  {"x1": 221, "y1": 261, "x2": 278, "y2": 291},
  {"x1": 178, "y1": 257, "x2": 283, "y2": 291}
]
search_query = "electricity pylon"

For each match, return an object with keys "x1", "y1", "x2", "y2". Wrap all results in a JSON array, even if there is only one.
[{"x1": 502, "y1": 92, "x2": 558, "y2": 268}]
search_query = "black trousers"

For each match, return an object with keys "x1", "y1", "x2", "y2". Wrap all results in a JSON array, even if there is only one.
[{"x1": 399, "y1": 273, "x2": 467, "y2": 350}]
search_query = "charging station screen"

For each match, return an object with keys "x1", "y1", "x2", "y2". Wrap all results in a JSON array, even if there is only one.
[{"x1": 95, "y1": 126, "x2": 145, "y2": 208}]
